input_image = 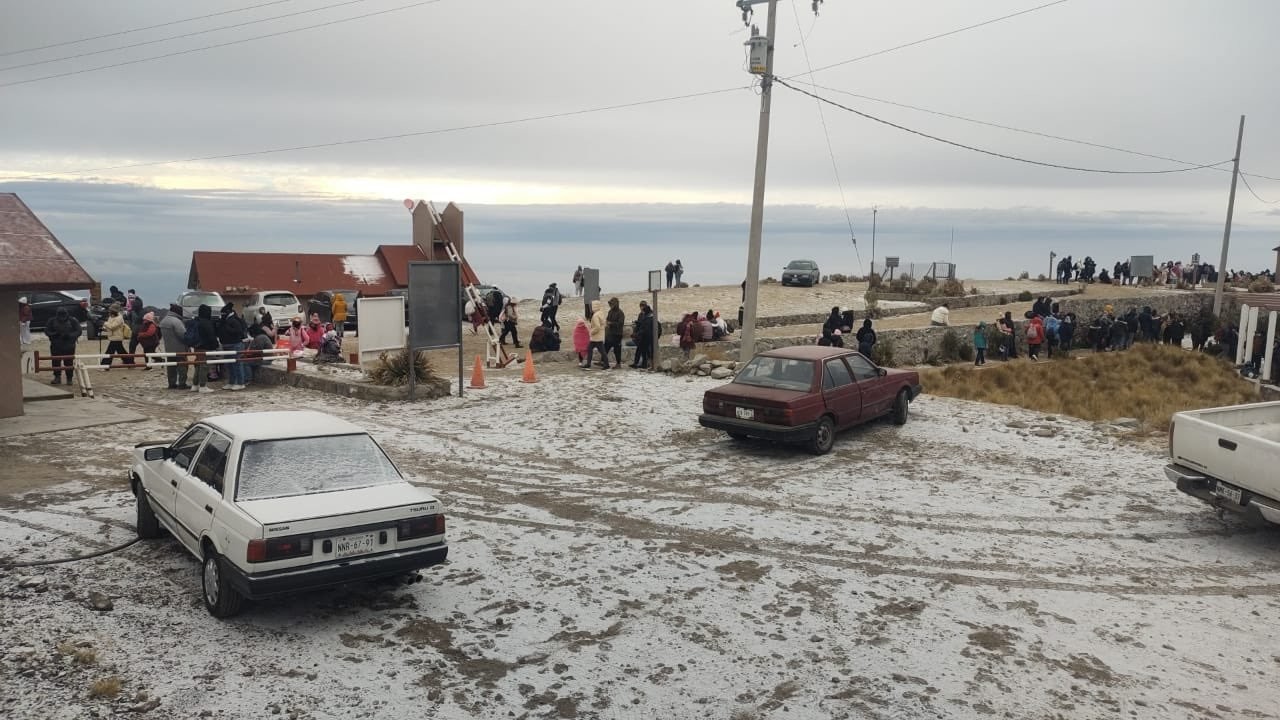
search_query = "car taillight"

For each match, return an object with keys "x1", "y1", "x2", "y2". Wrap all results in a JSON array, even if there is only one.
[
  {"x1": 246, "y1": 535, "x2": 313, "y2": 563},
  {"x1": 398, "y1": 514, "x2": 445, "y2": 541}
]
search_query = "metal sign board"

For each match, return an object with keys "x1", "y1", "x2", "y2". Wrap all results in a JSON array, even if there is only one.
[
  {"x1": 356, "y1": 296, "x2": 406, "y2": 372},
  {"x1": 649, "y1": 270, "x2": 662, "y2": 292},
  {"x1": 1129, "y1": 255, "x2": 1154, "y2": 279},
  {"x1": 408, "y1": 261, "x2": 461, "y2": 350},
  {"x1": 885, "y1": 257, "x2": 900, "y2": 269},
  {"x1": 582, "y1": 267, "x2": 601, "y2": 316}
]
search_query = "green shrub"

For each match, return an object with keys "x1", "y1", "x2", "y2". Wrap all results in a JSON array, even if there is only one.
[
  {"x1": 1016, "y1": 290, "x2": 1034, "y2": 302},
  {"x1": 864, "y1": 290, "x2": 882, "y2": 319},
  {"x1": 762, "y1": 277, "x2": 778, "y2": 284},
  {"x1": 871, "y1": 337, "x2": 895, "y2": 367},
  {"x1": 915, "y1": 276, "x2": 938, "y2": 295},
  {"x1": 1018, "y1": 271, "x2": 1030, "y2": 280},
  {"x1": 366, "y1": 350, "x2": 440, "y2": 387},
  {"x1": 1036, "y1": 274, "x2": 1048, "y2": 282},
  {"x1": 938, "y1": 329, "x2": 973, "y2": 363},
  {"x1": 1249, "y1": 278, "x2": 1275, "y2": 293},
  {"x1": 938, "y1": 278, "x2": 966, "y2": 297},
  {"x1": 889, "y1": 278, "x2": 910, "y2": 293},
  {"x1": 866, "y1": 274, "x2": 883, "y2": 290},
  {"x1": 828, "y1": 273, "x2": 849, "y2": 283}
]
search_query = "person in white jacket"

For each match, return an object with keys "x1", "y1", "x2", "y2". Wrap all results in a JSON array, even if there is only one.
[{"x1": 930, "y1": 303, "x2": 950, "y2": 327}]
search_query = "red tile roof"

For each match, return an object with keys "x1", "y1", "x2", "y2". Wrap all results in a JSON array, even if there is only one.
[
  {"x1": 188, "y1": 247, "x2": 423, "y2": 298},
  {"x1": 0, "y1": 193, "x2": 96, "y2": 290},
  {"x1": 375, "y1": 244, "x2": 428, "y2": 287}
]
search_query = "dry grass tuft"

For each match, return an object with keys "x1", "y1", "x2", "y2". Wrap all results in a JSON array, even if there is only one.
[
  {"x1": 88, "y1": 676, "x2": 122, "y2": 698},
  {"x1": 56, "y1": 641, "x2": 97, "y2": 666},
  {"x1": 920, "y1": 344, "x2": 1257, "y2": 430}
]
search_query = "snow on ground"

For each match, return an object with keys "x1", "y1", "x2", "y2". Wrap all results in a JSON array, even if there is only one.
[{"x1": 2, "y1": 371, "x2": 1280, "y2": 720}]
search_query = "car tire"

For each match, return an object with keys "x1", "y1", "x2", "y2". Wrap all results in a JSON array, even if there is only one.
[
  {"x1": 135, "y1": 485, "x2": 160, "y2": 539},
  {"x1": 202, "y1": 551, "x2": 245, "y2": 618},
  {"x1": 727, "y1": 431, "x2": 749, "y2": 441},
  {"x1": 808, "y1": 415, "x2": 835, "y2": 455},
  {"x1": 892, "y1": 389, "x2": 910, "y2": 426}
]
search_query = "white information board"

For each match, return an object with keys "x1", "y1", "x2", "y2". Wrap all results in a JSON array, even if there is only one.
[{"x1": 356, "y1": 296, "x2": 406, "y2": 372}]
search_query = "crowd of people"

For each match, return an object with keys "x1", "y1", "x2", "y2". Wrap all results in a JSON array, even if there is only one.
[
  {"x1": 814, "y1": 307, "x2": 879, "y2": 358},
  {"x1": 1053, "y1": 255, "x2": 1228, "y2": 287}
]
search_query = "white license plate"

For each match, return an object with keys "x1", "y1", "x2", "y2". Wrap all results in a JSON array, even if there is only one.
[
  {"x1": 1213, "y1": 482, "x2": 1243, "y2": 505},
  {"x1": 334, "y1": 532, "x2": 378, "y2": 559},
  {"x1": 735, "y1": 407, "x2": 755, "y2": 420}
]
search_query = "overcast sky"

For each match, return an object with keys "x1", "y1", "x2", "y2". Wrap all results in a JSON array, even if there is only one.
[{"x1": 2, "y1": 0, "x2": 1279, "y2": 297}]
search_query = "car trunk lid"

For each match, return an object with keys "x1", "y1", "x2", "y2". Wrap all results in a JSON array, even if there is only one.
[{"x1": 237, "y1": 483, "x2": 440, "y2": 536}]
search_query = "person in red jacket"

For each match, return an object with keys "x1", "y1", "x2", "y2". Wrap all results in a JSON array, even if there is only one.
[
  {"x1": 136, "y1": 311, "x2": 162, "y2": 369},
  {"x1": 1025, "y1": 313, "x2": 1046, "y2": 362}
]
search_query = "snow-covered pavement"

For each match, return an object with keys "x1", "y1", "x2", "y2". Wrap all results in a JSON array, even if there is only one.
[{"x1": 2, "y1": 370, "x2": 1279, "y2": 720}]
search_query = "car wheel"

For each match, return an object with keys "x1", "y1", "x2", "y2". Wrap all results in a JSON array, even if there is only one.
[
  {"x1": 808, "y1": 415, "x2": 835, "y2": 455},
  {"x1": 202, "y1": 551, "x2": 245, "y2": 618},
  {"x1": 892, "y1": 389, "x2": 910, "y2": 426},
  {"x1": 727, "y1": 431, "x2": 749, "y2": 441},
  {"x1": 135, "y1": 486, "x2": 160, "y2": 539}
]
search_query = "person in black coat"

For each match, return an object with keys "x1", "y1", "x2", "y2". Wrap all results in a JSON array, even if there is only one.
[
  {"x1": 191, "y1": 304, "x2": 220, "y2": 392},
  {"x1": 855, "y1": 319, "x2": 876, "y2": 357},
  {"x1": 822, "y1": 306, "x2": 841, "y2": 334},
  {"x1": 43, "y1": 307, "x2": 81, "y2": 384},
  {"x1": 631, "y1": 301, "x2": 656, "y2": 369}
]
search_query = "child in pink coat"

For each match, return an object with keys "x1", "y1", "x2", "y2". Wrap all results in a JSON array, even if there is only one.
[{"x1": 572, "y1": 317, "x2": 590, "y2": 366}]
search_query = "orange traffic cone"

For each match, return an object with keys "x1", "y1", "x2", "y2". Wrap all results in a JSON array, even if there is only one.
[
  {"x1": 468, "y1": 355, "x2": 487, "y2": 389},
  {"x1": 521, "y1": 349, "x2": 538, "y2": 383}
]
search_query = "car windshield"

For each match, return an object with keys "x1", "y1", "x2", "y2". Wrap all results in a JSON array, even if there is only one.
[
  {"x1": 182, "y1": 293, "x2": 222, "y2": 307},
  {"x1": 262, "y1": 293, "x2": 298, "y2": 306},
  {"x1": 235, "y1": 434, "x2": 403, "y2": 501},
  {"x1": 786, "y1": 261, "x2": 813, "y2": 270},
  {"x1": 734, "y1": 356, "x2": 814, "y2": 391}
]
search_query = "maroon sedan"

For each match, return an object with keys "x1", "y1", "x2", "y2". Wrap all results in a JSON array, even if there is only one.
[{"x1": 699, "y1": 346, "x2": 922, "y2": 454}]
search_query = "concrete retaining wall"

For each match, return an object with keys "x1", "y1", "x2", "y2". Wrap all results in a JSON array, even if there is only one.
[{"x1": 255, "y1": 365, "x2": 452, "y2": 401}]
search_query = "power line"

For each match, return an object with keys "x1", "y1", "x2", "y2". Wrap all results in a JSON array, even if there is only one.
[
  {"x1": 0, "y1": 0, "x2": 446, "y2": 89},
  {"x1": 1239, "y1": 172, "x2": 1279, "y2": 204},
  {"x1": 0, "y1": 0, "x2": 376, "y2": 74},
  {"x1": 799, "y1": 0, "x2": 1072, "y2": 76},
  {"x1": 774, "y1": 78, "x2": 1233, "y2": 175},
  {"x1": 793, "y1": 79, "x2": 1280, "y2": 183},
  {"x1": 789, "y1": 0, "x2": 860, "y2": 274},
  {"x1": 0, "y1": 0, "x2": 297, "y2": 58},
  {"x1": 0, "y1": 86, "x2": 748, "y2": 180}
]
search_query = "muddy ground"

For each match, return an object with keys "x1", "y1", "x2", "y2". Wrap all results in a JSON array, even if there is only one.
[{"x1": 2, "y1": 368, "x2": 1279, "y2": 719}]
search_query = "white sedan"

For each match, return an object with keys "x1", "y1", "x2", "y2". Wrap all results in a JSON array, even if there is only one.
[{"x1": 130, "y1": 410, "x2": 447, "y2": 617}]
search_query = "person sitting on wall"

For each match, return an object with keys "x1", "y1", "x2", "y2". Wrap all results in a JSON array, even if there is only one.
[{"x1": 930, "y1": 303, "x2": 950, "y2": 327}]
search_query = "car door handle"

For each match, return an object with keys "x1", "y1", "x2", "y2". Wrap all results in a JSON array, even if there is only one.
[
  {"x1": 1218, "y1": 438, "x2": 1237, "y2": 451},
  {"x1": 204, "y1": 505, "x2": 213, "y2": 513}
]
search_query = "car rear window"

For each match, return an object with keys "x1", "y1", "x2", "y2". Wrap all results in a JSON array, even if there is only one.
[
  {"x1": 262, "y1": 293, "x2": 298, "y2": 306},
  {"x1": 183, "y1": 293, "x2": 222, "y2": 307},
  {"x1": 734, "y1": 356, "x2": 814, "y2": 392},
  {"x1": 235, "y1": 434, "x2": 403, "y2": 501}
]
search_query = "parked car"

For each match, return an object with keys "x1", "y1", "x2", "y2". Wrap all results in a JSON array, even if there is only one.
[
  {"x1": 307, "y1": 289, "x2": 359, "y2": 331},
  {"x1": 130, "y1": 410, "x2": 448, "y2": 617},
  {"x1": 21, "y1": 290, "x2": 88, "y2": 332},
  {"x1": 243, "y1": 290, "x2": 302, "y2": 330},
  {"x1": 176, "y1": 290, "x2": 226, "y2": 315},
  {"x1": 1165, "y1": 400, "x2": 1280, "y2": 527},
  {"x1": 698, "y1": 346, "x2": 921, "y2": 454},
  {"x1": 781, "y1": 260, "x2": 821, "y2": 287}
]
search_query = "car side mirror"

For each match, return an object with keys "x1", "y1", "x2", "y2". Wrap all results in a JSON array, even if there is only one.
[
  {"x1": 143, "y1": 446, "x2": 170, "y2": 461},
  {"x1": 878, "y1": 367, "x2": 887, "y2": 376}
]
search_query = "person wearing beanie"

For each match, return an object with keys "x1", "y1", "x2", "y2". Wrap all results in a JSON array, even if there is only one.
[
  {"x1": 217, "y1": 302, "x2": 249, "y2": 390},
  {"x1": 136, "y1": 311, "x2": 161, "y2": 368},
  {"x1": 603, "y1": 297, "x2": 625, "y2": 369}
]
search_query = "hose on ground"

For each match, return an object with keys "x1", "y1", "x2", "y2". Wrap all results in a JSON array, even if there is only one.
[{"x1": 1, "y1": 536, "x2": 140, "y2": 569}]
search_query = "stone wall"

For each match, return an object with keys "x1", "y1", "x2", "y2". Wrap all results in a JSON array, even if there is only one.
[{"x1": 871, "y1": 286, "x2": 1081, "y2": 310}]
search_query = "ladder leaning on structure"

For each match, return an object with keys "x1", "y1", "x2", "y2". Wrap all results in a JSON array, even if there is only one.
[{"x1": 426, "y1": 201, "x2": 514, "y2": 368}]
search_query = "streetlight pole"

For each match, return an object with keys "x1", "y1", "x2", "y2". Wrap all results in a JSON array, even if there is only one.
[
  {"x1": 1212, "y1": 115, "x2": 1245, "y2": 318},
  {"x1": 738, "y1": 0, "x2": 778, "y2": 360}
]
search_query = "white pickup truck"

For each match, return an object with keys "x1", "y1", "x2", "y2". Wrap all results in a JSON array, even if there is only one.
[
  {"x1": 1165, "y1": 400, "x2": 1280, "y2": 526},
  {"x1": 131, "y1": 410, "x2": 447, "y2": 617}
]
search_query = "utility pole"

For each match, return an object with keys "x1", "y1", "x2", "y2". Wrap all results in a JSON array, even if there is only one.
[
  {"x1": 1213, "y1": 115, "x2": 1246, "y2": 318},
  {"x1": 737, "y1": 0, "x2": 779, "y2": 360},
  {"x1": 870, "y1": 206, "x2": 877, "y2": 280}
]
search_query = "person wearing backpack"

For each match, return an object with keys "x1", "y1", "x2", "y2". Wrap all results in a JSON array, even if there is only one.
[
  {"x1": 100, "y1": 306, "x2": 135, "y2": 369},
  {"x1": 160, "y1": 304, "x2": 190, "y2": 389},
  {"x1": 1025, "y1": 313, "x2": 1045, "y2": 362},
  {"x1": 855, "y1": 319, "x2": 876, "y2": 357}
]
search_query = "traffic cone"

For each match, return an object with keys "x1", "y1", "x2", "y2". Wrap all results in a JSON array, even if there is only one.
[
  {"x1": 468, "y1": 355, "x2": 487, "y2": 389},
  {"x1": 521, "y1": 349, "x2": 538, "y2": 383}
]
